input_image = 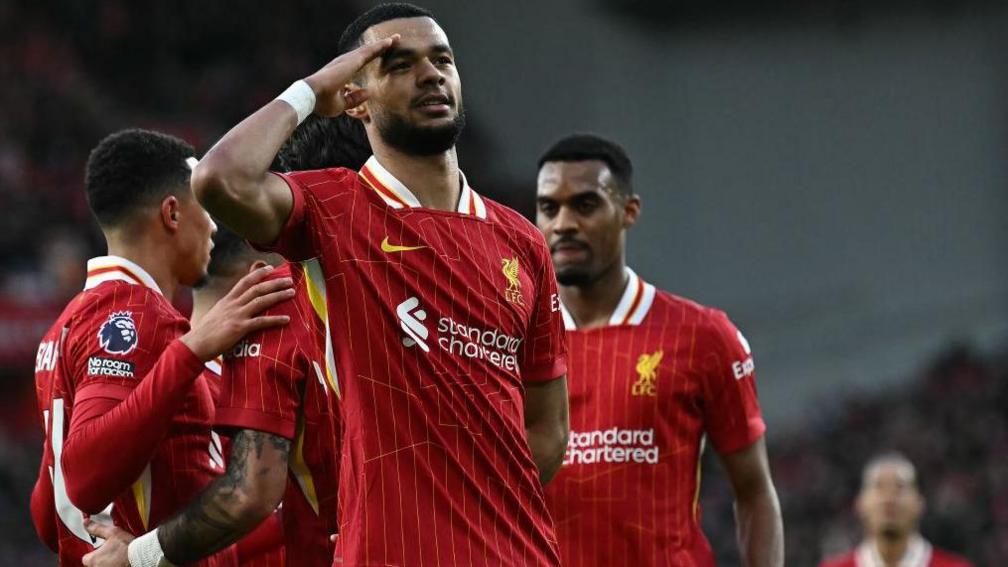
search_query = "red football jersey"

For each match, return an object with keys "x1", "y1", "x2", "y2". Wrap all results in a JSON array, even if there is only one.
[
  {"x1": 820, "y1": 537, "x2": 974, "y2": 567},
  {"x1": 259, "y1": 156, "x2": 567, "y2": 566},
  {"x1": 212, "y1": 263, "x2": 337, "y2": 567},
  {"x1": 33, "y1": 256, "x2": 235, "y2": 566},
  {"x1": 544, "y1": 268, "x2": 765, "y2": 567}
]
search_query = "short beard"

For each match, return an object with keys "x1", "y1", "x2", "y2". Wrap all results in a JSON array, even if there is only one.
[
  {"x1": 374, "y1": 107, "x2": 466, "y2": 156},
  {"x1": 556, "y1": 267, "x2": 593, "y2": 287}
]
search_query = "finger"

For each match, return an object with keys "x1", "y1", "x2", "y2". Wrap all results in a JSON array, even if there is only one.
[
  {"x1": 84, "y1": 519, "x2": 116, "y2": 539},
  {"x1": 228, "y1": 265, "x2": 276, "y2": 298},
  {"x1": 329, "y1": 533, "x2": 338, "y2": 543},
  {"x1": 244, "y1": 314, "x2": 291, "y2": 333},
  {"x1": 343, "y1": 88, "x2": 370, "y2": 110},
  {"x1": 82, "y1": 551, "x2": 96, "y2": 566},
  {"x1": 353, "y1": 34, "x2": 400, "y2": 66},
  {"x1": 237, "y1": 277, "x2": 293, "y2": 306},
  {"x1": 242, "y1": 287, "x2": 296, "y2": 316}
]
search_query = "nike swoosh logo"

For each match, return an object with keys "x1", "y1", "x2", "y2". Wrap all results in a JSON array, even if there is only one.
[{"x1": 381, "y1": 237, "x2": 426, "y2": 253}]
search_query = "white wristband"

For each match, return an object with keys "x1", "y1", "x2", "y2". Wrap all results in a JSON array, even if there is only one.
[
  {"x1": 127, "y1": 529, "x2": 176, "y2": 567},
  {"x1": 275, "y1": 79, "x2": 317, "y2": 125}
]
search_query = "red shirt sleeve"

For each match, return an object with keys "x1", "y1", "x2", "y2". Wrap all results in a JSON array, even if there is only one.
[
  {"x1": 214, "y1": 267, "x2": 308, "y2": 440},
  {"x1": 255, "y1": 168, "x2": 356, "y2": 262},
  {"x1": 61, "y1": 297, "x2": 205, "y2": 514},
  {"x1": 519, "y1": 236, "x2": 567, "y2": 383},
  {"x1": 698, "y1": 309, "x2": 766, "y2": 454}
]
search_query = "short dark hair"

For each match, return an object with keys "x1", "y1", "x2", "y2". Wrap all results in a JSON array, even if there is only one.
[
  {"x1": 85, "y1": 128, "x2": 195, "y2": 227},
  {"x1": 277, "y1": 114, "x2": 372, "y2": 172},
  {"x1": 206, "y1": 225, "x2": 256, "y2": 278},
  {"x1": 337, "y1": 3, "x2": 436, "y2": 55},
  {"x1": 537, "y1": 134, "x2": 634, "y2": 195}
]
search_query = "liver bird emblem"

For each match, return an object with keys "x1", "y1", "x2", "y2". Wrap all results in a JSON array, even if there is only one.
[
  {"x1": 632, "y1": 350, "x2": 663, "y2": 396},
  {"x1": 501, "y1": 257, "x2": 524, "y2": 305}
]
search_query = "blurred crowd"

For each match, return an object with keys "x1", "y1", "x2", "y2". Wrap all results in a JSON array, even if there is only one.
[
  {"x1": 702, "y1": 345, "x2": 1007, "y2": 566},
  {"x1": 0, "y1": 1, "x2": 1004, "y2": 565}
]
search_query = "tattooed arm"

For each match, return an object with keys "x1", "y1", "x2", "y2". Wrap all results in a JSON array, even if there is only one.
[
  {"x1": 158, "y1": 429, "x2": 290, "y2": 563},
  {"x1": 83, "y1": 429, "x2": 291, "y2": 567}
]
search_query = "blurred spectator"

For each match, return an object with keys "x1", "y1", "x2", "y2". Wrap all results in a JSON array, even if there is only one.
[
  {"x1": 819, "y1": 452, "x2": 972, "y2": 567},
  {"x1": 702, "y1": 346, "x2": 1005, "y2": 566}
]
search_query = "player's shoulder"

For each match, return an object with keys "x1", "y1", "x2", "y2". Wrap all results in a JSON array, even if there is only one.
[
  {"x1": 648, "y1": 287, "x2": 726, "y2": 327},
  {"x1": 70, "y1": 281, "x2": 181, "y2": 328},
  {"x1": 481, "y1": 197, "x2": 549, "y2": 250},
  {"x1": 282, "y1": 167, "x2": 359, "y2": 195},
  {"x1": 817, "y1": 551, "x2": 856, "y2": 567},
  {"x1": 931, "y1": 548, "x2": 974, "y2": 567},
  {"x1": 261, "y1": 262, "x2": 318, "y2": 332}
]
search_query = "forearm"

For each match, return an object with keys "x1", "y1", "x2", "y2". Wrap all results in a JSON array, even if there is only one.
[
  {"x1": 526, "y1": 423, "x2": 568, "y2": 485},
  {"x1": 734, "y1": 487, "x2": 784, "y2": 567},
  {"x1": 63, "y1": 340, "x2": 204, "y2": 513},
  {"x1": 192, "y1": 100, "x2": 298, "y2": 243},
  {"x1": 155, "y1": 430, "x2": 290, "y2": 565}
]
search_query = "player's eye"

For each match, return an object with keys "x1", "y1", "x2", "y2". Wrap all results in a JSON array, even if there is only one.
[
  {"x1": 388, "y1": 61, "x2": 411, "y2": 72},
  {"x1": 575, "y1": 197, "x2": 601, "y2": 214},
  {"x1": 538, "y1": 202, "x2": 558, "y2": 217},
  {"x1": 435, "y1": 55, "x2": 453, "y2": 66}
]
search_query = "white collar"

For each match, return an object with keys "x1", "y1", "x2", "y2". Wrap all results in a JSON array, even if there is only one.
[
  {"x1": 359, "y1": 155, "x2": 487, "y2": 218},
  {"x1": 84, "y1": 255, "x2": 164, "y2": 296},
  {"x1": 855, "y1": 535, "x2": 932, "y2": 567},
  {"x1": 559, "y1": 267, "x2": 656, "y2": 330}
]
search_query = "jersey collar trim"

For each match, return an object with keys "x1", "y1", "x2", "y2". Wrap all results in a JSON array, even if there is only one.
[
  {"x1": 84, "y1": 256, "x2": 164, "y2": 296},
  {"x1": 855, "y1": 535, "x2": 932, "y2": 567},
  {"x1": 559, "y1": 267, "x2": 656, "y2": 330},
  {"x1": 359, "y1": 155, "x2": 486, "y2": 218}
]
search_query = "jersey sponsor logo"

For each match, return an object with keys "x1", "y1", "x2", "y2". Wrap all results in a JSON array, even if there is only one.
[
  {"x1": 501, "y1": 257, "x2": 524, "y2": 305},
  {"x1": 87, "y1": 356, "x2": 136, "y2": 378},
  {"x1": 733, "y1": 357, "x2": 755, "y2": 380},
  {"x1": 381, "y1": 236, "x2": 426, "y2": 253},
  {"x1": 564, "y1": 427, "x2": 659, "y2": 465},
  {"x1": 397, "y1": 296, "x2": 524, "y2": 373},
  {"x1": 397, "y1": 296, "x2": 430, "y2": 351},
  {"x1": 36, "y1": 339, "x2": 59, "y2": 372},
  {"x1": 98, "y1": 311, "x2": 138, "y2": 355},
  {"x1": 632, "y1": 349, "x2": 663, "y2": 396},
  {"x1": 227, "y1": 340, "x2": 261, "y2": 359}
]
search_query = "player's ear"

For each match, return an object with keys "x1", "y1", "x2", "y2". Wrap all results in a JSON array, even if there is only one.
[
  {"x1": 248, "y1": 260, "x2": 270, "y2": 273},
  {"x1": 343, "y1": 84, "x2": 370, "y2": 122},
  {"x1": 622, "y1": 194, "x2": 641, "y2": 229},
  {"x1": 160, "y1": 195, "x2": 181, "y2": 232}
]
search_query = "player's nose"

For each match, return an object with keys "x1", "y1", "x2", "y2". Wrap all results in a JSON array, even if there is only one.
[{"x1": 416, "y1": 58, "x2": 446, "y2": 87}]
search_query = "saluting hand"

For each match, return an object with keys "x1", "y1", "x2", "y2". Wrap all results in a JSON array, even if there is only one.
[{"x1": 305, "y1": 34, "x2": 400, "y2": 117}]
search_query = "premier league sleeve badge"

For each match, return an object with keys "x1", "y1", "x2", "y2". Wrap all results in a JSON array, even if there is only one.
[{"x1": 98, "y1": 311, "x2": 139, "y2": 355}]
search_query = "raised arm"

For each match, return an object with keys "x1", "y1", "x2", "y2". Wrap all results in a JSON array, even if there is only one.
[
  {"x1": 719, "y1": 437, "x2": 784, "y2": 567},
  {"x1": 192, "y1": 36, "x2": 398, "y2": 245},
  {"x1": 524, "y1": 376, "x2": 570, "y2": 485}
]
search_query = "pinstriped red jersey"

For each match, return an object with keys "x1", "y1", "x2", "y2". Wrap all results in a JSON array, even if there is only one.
[
  {"x1": 259, "y1": 156, "x2": 567, "y2": 566},
  {"x1": 210, "y1": 263, "x2": 338, "y2": 567},
  {"x1": 544, "y1": 268, "x2": 765, "y2": 567},
  {"x1": 32, "y1": 256, "x2": 235, "y2": 566}
]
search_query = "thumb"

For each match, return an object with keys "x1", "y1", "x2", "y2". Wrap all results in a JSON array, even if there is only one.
[
  {"x1": 84, "y1": 518, "x2": 116, "y2": 539},
  {"x1": 343, "y1": 88, "x2": 370, "y2": 110}
]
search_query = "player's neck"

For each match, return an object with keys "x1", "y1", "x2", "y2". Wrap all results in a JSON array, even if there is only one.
[
  {"x1": 560, "y1": 260, "x2": 628, "y2": 330},
  {"x1": 871, "y1": 533, "x2": 913, "y2": 566},
  {"x1": 372, "y1": 145, "x2": 461, "y2": 211},
  {"x1": 105, "y1": 236, "x2": 179, "y2": 300}
]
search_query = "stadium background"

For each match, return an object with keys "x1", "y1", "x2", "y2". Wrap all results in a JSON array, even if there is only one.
[{"x1": 2, "y1": 0, "x2": 1006, "y2": 564}]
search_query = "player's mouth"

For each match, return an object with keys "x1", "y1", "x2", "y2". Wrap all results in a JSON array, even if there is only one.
[
  {"x1": 413, "y1": 93, "x2": 452, "y2": 116},
  {"x1": 551, "y1": 239, "x2": 590, "y2": 261}
]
